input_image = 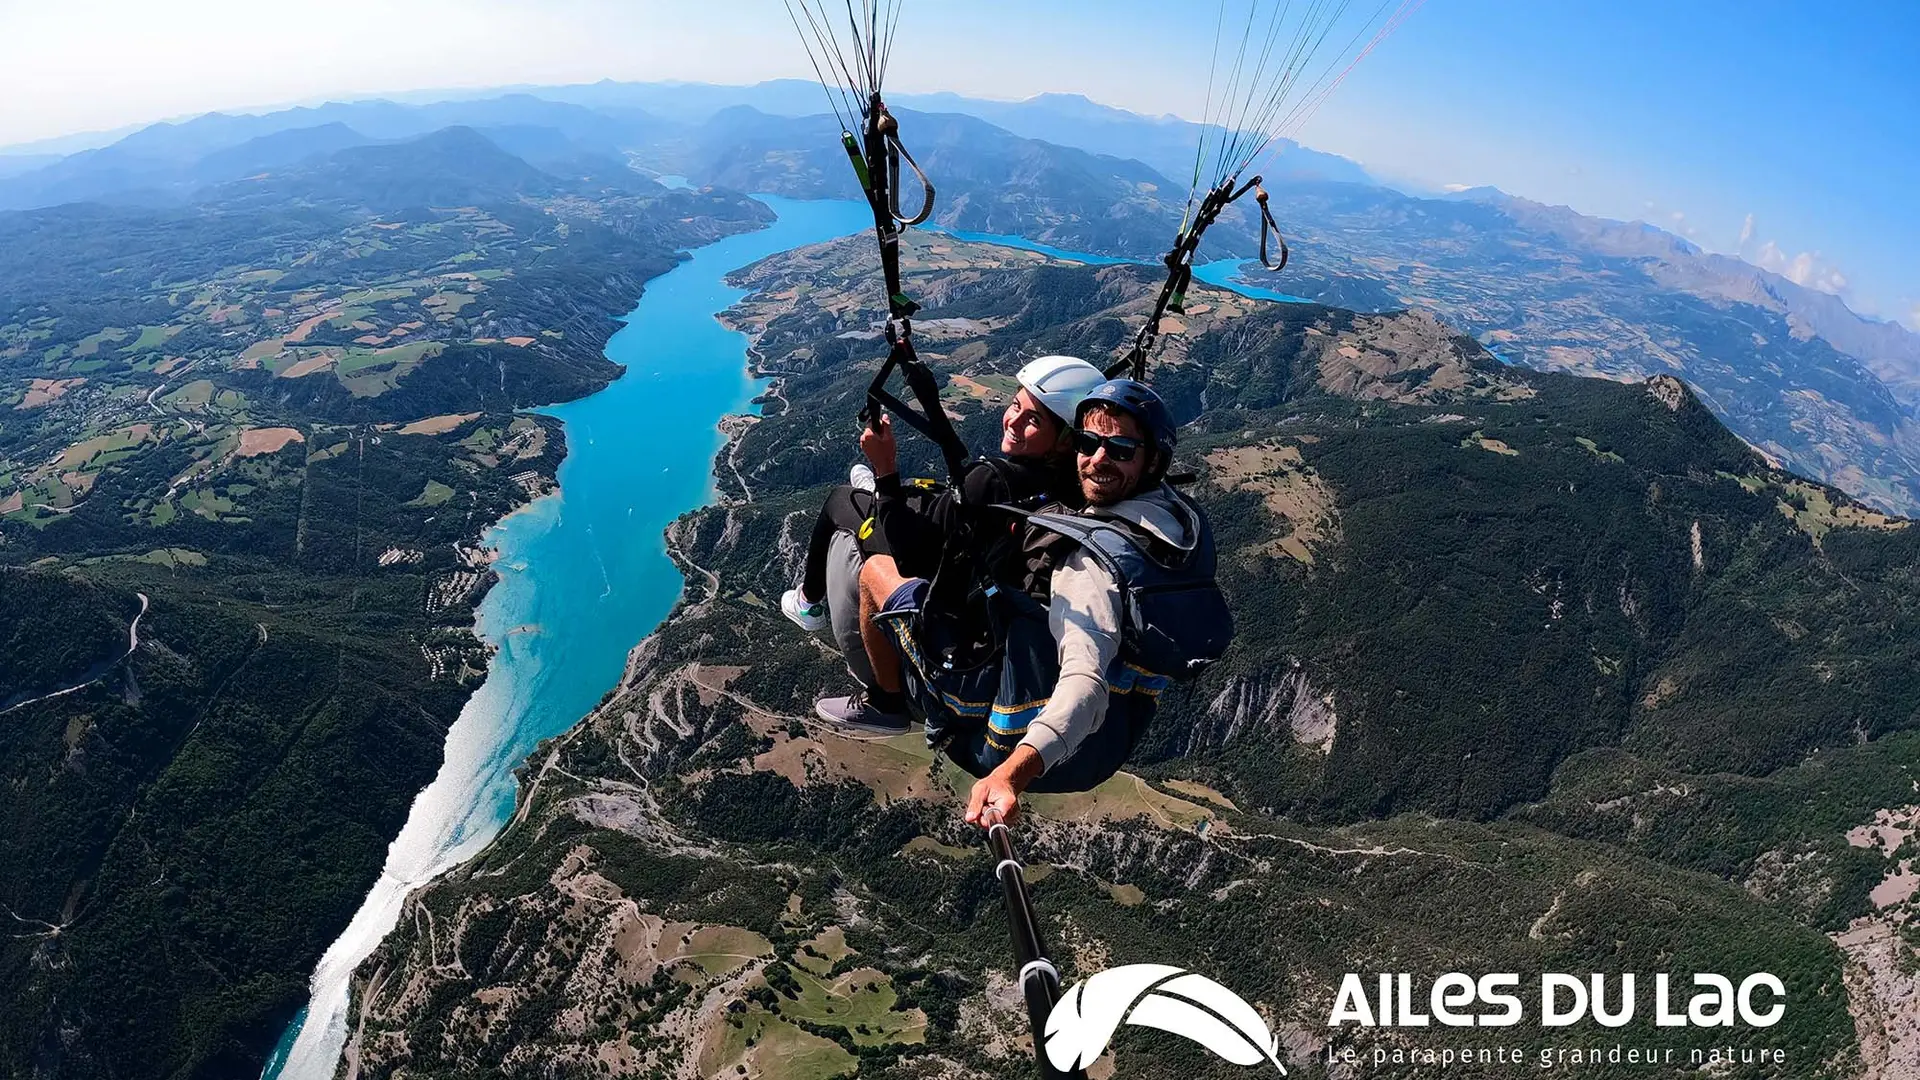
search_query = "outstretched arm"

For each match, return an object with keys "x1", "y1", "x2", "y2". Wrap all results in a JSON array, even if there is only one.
[
  {"x1": 1021, "y1": 551, "x2": 1121, "y2": 768},
  {"x1": 966, "y1": 745, "x2": 1045, "y2": 827},
  {"x1": 963, "y1": 551, "x2": 1121, "y2": 828}
]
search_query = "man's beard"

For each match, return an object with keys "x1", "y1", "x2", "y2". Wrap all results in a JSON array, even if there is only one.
[{"x1": 1082, "y1": 463, "x2": 1127, "y2": 502}]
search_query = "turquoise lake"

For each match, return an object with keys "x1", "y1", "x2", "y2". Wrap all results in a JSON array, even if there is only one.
[
  {"x1": 925, "y1": 219, "x2": 1312, "y2": 303},
  {"x1": 266, "y1": 194, "x2": 1304, "y2": 1079},
  {"x1": 266, "y1": 194, "x2": 874, "y2": 1079}
]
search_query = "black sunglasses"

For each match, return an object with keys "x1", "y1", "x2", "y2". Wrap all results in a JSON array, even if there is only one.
[{"x1": 1074, "y1": 429, "x2": 1144, "y2": 462}]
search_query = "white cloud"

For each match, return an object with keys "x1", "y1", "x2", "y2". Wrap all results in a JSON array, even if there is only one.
[
  {"x1": 1669, "y1": 211, "x2": 1685, "y2": 222},
  {"x1": 1442, "y1": 183, "x2": 1471, "y2": 193},
  {"x1": 1738, "y1": 213, "x2": 1755, "y2": 248},
  {"x1": 1753, "y1": 240, "x2": 1849, "y2": 296}
]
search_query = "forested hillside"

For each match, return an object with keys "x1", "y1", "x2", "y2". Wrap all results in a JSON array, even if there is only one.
[{"x1": 0, "y1": 129, "x2": 769, "y2": 1078}]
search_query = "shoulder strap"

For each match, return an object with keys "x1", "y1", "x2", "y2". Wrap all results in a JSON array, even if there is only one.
[{"x1": 1019, "y1": 510, "x2": 1140, "y2": 585}]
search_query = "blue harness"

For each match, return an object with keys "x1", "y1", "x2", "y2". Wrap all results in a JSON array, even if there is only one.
[{"x1": 882, "y1": 486, "x2": 1231, "y2": 793}]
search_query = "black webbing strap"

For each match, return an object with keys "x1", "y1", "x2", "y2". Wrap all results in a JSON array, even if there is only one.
[
  {"x1": 861, "y1": 96, "x2": 917, "y2": 321},
  {"x1": 1108, "y1": 173, "x2": 1284, "y2": 381},
  {"x1": 888, "y1": 131, "x2": 935, "y2": 226},
  {"x1": 1255, "y1": 183, "x2": 1289, "y2": 272},
  {"x1": 987, "y1": 823, "x2": 1087, "y2": 1080},
  {"x1": 841, "y1": 94, "x2": 971, "y2": 487},
  {"x1": 862, "y1": 327, "x2": 970, "y2": 484}
]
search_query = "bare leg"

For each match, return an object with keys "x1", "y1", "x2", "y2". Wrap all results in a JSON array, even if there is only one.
[{"x1": 857, "y1": 554, "x2": 911, "y2": 694}]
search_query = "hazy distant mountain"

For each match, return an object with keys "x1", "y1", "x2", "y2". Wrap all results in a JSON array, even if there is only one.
[
  {"x1": 1463, "y1": 188, "x2": 1920, "y2": 411},
  {"x1": 528, "y1": 77, "x2": 838, "y2": 124},
  {"x1": 216, "y1": 126, "x2": 571, "y2": 210},
  {"x1": 894, "y1": 89, "x2": 1379, "y2": 187},
  {"x1": 0, "y1": 79, "x2": 1380, "y2": 216},
  {"x1": 0, "y1": 95, "x2": 676, "y2": 212},
  {"x1": 0, "y1": 153, "x2": 60, "y2": 180},
  {"x1": 639, "y1": 105, "x2": 1184, "y2": 257},
  {"x1": 529, "y1": 79, "x2": 1380, "y2": 188},
  {"x1": 0, "y1": 121, "x2": 149, "y2": 158},
  {"x1": 185, "y1": 122, "x2": 373, "y2": 183}
]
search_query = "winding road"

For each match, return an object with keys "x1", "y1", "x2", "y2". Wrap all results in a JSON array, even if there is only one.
[{"x1": 0, "y1": 591, "x2": 148, "y2": 716}]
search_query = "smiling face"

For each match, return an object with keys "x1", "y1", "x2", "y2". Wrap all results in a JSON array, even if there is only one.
[
  {"x1": 1077, "y1": 403, "x2": 1151, "y2": 506},
  {"x1": 1001, "y1": 387, "x2": 1071, "y2": 458}
]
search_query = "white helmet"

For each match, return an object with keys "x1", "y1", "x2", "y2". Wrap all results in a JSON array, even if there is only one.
[{"x1": 1015, "y1": 355, "x2": 1105, "y2": 425}]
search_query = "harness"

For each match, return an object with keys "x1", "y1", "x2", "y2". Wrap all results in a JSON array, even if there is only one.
[
  {"x1": 1016, "y1": 488, "x2": 1233, "y2": 682},
  {"x1": 900, "y1": 455, "x2": 1078, "y2": 676}
]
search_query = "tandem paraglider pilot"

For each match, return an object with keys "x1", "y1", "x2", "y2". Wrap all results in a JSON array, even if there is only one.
[{"x1": 821, "y1": 378, "x2": 1231, "y2": 828}]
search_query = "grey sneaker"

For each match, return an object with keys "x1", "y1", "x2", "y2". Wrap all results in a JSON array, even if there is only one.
[
  {"x1": 781, "y1": 588, "x2": 829, "y2": 632},
  {"x1": 814, "y1": 691, "x2": 911, "y2": 734},
  {"x1": 849, "y1": 463, "x2": 876, "y2": 492}
]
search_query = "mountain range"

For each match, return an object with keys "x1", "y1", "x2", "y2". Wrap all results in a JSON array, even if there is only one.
[
  {"x1": 337, "y1": 230, "x2": 1920, "y2": 1079},
  {"x1": 4, "y1": 80, "x2": 1920, "y2": 1078},
  {"x1": 6, "y1": 78, "x2": 1915, "y2": 415}
]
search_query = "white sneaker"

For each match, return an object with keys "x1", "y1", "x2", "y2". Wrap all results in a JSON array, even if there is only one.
[
  {"x1": 780, "y1": 588, "x2": 829, "y2": 632},
  {"x1": 849, "y1": 463, "x2": 876, "y2": 492}
]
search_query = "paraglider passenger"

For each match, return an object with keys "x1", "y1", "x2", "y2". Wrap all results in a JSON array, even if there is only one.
[
  {"x1": 782, "y1": 356, "x2": 1105, "y2": 726},
  {"x1": 834, "y1": 379, "x2": 1224, "y2": 826}
]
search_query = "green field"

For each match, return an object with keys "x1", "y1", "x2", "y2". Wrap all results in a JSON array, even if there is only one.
[
  {"x1": 423, "y1": 290, "x2": 476, "y2": 316},
  {"x1": 163, "y1": 379, "x2": 216, "y2": 408},
  {"x1": 678, "y1": 925, "x2": 772, "y2": 977},
  {"x1": 123, "y1": 325, "x2": 183, "y2": 352},
  {"x1": 776, "y1": 965, "x2": 925, "y2": 1047},
  {"x1": 338, "y1": 341, "x2": 440, "y2": 375},
  {"x1": 705, "y1": 1009, "x2": 855, "y2": 1080},
  {"x1": 240, "y1": 338, "x2": 284, "y2": 361},
  {"x1": 79, "y1": 548, "x2": 209, "y2": 569},
  {"x1": 71, "y1": 327, "x2": 127, "y2": 357},
  {"x1": 339, "y1": 287, "x2": 415, "y2": 306},
  {"x1": 57, "y1": 427, "x2": 153, "y2": 471},
  {"x1": 408, "y1": 480, "x2": 456, "y2": 507},
  {"x1": 180, "y1": 489, "x2": 237, "y2": 521}
]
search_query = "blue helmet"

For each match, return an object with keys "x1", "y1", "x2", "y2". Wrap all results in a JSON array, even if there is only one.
[{"x1": 1076, "y1": 378, "x2": 1177, "y2": 476}]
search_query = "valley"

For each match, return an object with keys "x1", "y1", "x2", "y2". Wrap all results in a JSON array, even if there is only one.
[{"x1": 342, "y1": 233, "x2": 1919, "y2": 1079}]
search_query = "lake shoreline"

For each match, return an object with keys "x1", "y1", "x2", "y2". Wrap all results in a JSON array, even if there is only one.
[
  {"x1": 260, "y1": 231, "x2": 765, "y2": 1080},
  {"x1": 267, "y1": 196, "x2": 873, "y2": 1080},
  {"x1": 318, "y1": 235, "x2": 807, "y2": 1080}
]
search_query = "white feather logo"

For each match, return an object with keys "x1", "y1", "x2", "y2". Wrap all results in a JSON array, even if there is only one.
[{"x1": 1043, "y1": 964, "x2": 1287, "y2": 1073}]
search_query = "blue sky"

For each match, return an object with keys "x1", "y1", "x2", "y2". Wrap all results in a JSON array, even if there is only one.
[
  {"x1": 1296, "y1": 0, "x2": 1920, "y2": 325},
  {"x1": 2, "y1": 0, "x2": 1914, "y2": 326},
  {"x1": 904, "y1": 0, "x2": 1919, "y2": 325}
]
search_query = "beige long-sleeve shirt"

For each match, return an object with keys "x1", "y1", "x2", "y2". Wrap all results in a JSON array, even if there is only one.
[{"x1": 1018, "y1": 490, "x2": 1190, "y2": 771}]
